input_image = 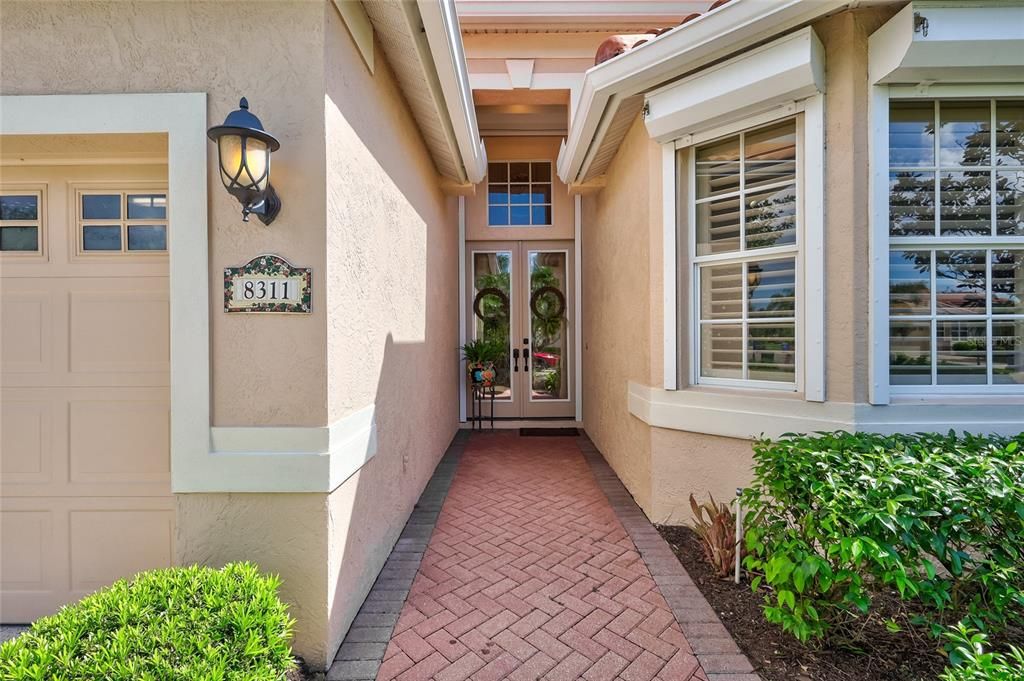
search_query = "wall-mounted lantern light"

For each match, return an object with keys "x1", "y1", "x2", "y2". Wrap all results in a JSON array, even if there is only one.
[{"x1": 207, "y1": 97, "x2": 281, "y2": 225}]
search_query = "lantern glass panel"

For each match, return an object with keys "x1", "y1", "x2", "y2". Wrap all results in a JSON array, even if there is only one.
[
  {"x1": 243, "y1": 137, "x2": 270, "y2": 191},
  {"x1": 218, "y1": 134, "x2": 244, "y2": 188}
]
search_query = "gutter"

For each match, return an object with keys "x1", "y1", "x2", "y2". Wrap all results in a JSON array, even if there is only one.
[
  {"x1": 556, "y1": 0, "x2": 887, "y2": 185},
  {"x1": 418, "y1": 0, "x2": 487, "y2": 184}
]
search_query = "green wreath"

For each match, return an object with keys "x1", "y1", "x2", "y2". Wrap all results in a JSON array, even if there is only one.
[
  {"x1": 473, "y1": 287, "x2": 510, "y2": 322},
  {"x1": 530, "y1": 285, "x2": 566, "y2": 321}
]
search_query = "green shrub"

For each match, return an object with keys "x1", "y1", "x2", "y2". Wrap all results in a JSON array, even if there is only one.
[
  {"x1": 743, "y1": 431, "x2": 1024, "y2": 642},
  {"x1": 940, "y1": 625, "x2": 1024, "y2": 681},
  {"x1": 0, "y1": 562, "x2": 295, "y2": 681}
]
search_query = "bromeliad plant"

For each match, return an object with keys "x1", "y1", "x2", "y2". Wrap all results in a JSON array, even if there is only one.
[
  {"x1": 0, "y1": 562, "x2": 295, "y2": 681},
  {"x1": 689, "y1": 493, "x2": 739, "y2": 579},
  {"x1": 742, "y1": 431, "x2": 1024, "y2": 643}
]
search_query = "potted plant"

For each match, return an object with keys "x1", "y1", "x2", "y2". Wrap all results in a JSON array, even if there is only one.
[{"x1": 460, "y1": 338, "x2": 501, "y2": 387}]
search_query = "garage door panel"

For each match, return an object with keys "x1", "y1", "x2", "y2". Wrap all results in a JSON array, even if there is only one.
[
  {"x1": 2, "y1": 164, "x2": 171, "y2": 624},
  {"x1": 70, "y1": 509, "x2": 174, "y2": 592},
  {"x1": 0, "y1": 511, "x2": 53, "y2": 590},
  {"x1": 0, "y1": 291, "x2": 53, "y2": 374},
  {"x1": 69, "y1": 400, "x2": 170, "y2": 485},
  {"x1": 69, "y1": 289, "x2": 169, "y2": 375},
  {"x1": 0, "y1": 400, "x2": 53, "y2": 485}
]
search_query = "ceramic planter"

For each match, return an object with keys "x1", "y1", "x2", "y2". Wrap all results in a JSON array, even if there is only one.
[{"x1": 467, "y1": 361, "x2": 496, "y2": 387}]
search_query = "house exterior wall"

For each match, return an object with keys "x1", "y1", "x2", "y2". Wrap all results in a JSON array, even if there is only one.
[
  {"x1": 580, "y1": 9, "x2": 898, "y2": 523},
  {"x1": 581, "y1": 116, "x2": 657, "y2": 513},
  {"x1": 466, "y1": 136, "x2": 573, "y2": 241},
  {"x1": 1, "y1": 0, "x2": 459, "y2": 670},
  {"x1": 321, "y1": 4, "x2": 460, "y2": 661}
]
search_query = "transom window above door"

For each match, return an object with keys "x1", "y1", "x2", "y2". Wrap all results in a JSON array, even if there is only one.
[
  {"x1": 488, "y1": 161, "x2": 552, "y2": 227},
  {"x1": 76, "y1": 189, "x2": 168, "y2": 254},
  {"x1": 887, "y1": 98, "x2": 1023, "y2": 390},
  {"x1": 0, "y1": 189, "x2": 44, "y2": 254}
]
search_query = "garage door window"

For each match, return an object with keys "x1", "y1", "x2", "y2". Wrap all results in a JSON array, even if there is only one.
[
  {"x1": 0, "y1": 189, "x2": 43, "y2": 253},
  {"x1": 78, "y1": 190, "x2": 167, "y2": 254}
]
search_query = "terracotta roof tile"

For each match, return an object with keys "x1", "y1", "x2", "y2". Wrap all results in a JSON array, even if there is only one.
[{"x1": 593, "y1": 0, "x2": 733, "y2": 65}]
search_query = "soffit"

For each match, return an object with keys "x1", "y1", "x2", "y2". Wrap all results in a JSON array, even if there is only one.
[{"x1": 362, "y1": 1, "x2": 462, "y2": 181}]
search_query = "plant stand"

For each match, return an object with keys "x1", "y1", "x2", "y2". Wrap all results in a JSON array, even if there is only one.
[{"x1": 470, "y1": 383, "x2": 495, "y2": 430}]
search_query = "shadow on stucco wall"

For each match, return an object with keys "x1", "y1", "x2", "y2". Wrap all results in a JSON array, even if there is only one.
[{"x1": 319, "y1": 6, "x2": 461, "y2": 666}]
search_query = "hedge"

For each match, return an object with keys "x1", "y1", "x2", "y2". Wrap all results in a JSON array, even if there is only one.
[
  {"x1": 742, "y1": 431, "x2": 1024, "y2": 643},
  {"x1": 0, "y1": 562, "x2": 295, "y2": 681}
]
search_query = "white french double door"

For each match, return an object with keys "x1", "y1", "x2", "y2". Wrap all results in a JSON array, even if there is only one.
[{"x1": 466, "y1": 240, "x2": 575, "y2": 419}]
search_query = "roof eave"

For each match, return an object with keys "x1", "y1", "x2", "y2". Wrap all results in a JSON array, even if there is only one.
[
  {"x1": 419, "y1": 0, "x2": 487, "y2": 184},
  {"x1": 557, "y1": 0, "x2": 877, "y2": 185}
]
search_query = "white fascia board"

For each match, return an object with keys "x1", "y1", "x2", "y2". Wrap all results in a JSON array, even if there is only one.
[
  {"x1": 557, "y1": 0, "x2": 855, "y2": 184},
  {"x1": 644, "y1": 28, "x2": 825, "y2": 143},
  {"x1": 456, "y1": 1, "x2": 707, "y2": 24},
  {"x1": 420, "y1": 0, "x2": 487, "y2": 184},
  {"x1": 870, "y1": 2, "x2": 1024, "y2": 85}
]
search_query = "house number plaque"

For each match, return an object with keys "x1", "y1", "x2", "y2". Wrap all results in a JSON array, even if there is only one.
[{"x1": 224, "y1": 254, "x2": 312, "y2": 313}]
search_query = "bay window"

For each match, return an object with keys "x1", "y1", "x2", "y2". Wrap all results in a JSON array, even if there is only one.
[{"x1": 887, "y1": 99, "x2": 1024, "y2": 391}]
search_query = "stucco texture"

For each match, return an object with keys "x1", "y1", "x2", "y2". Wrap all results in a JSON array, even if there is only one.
[
  {"x1": 466, "y1": 136, "x2": 573, "y2": 241},
  {"x1": 1, "y1": 1, "x2": 460, "y2": 670},
  {"x1": 581, "y1": 116, "x2": 657, "y2": 514},
  {"x1": 321, "y1": 3, "x2": 459, "y2": 665},
  {"x1": 0, "y1": 0, "x2": 330, "y2": 427}
]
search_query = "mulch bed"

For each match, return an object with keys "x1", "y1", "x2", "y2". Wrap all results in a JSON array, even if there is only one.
[{"x1": 657, "y1": 525, "x2": 951, "y2": 681}]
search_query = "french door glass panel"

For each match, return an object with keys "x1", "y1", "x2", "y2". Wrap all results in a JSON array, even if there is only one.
[
  {"x1": 472, "y1": 251, "x2": 513, "y2": 400},
  {"x1": 467, "y1": 242, "x2": 575, "y2": 419},
  {"x1": 529, "y1": 250, "x2": 569, "y2": 401}
]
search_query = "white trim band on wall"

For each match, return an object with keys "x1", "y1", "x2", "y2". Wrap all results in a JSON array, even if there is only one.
[
  {"x1": 628, "y1": 382, "x2": 1024, "y2": 440},
  {"x1": 205, "y1": 403, "x2": 378, "y2": 494}
]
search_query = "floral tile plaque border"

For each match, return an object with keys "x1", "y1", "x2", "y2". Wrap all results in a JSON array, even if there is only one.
[{"x1": 224, "y1": 254, "x2": 312, "y2": 313}]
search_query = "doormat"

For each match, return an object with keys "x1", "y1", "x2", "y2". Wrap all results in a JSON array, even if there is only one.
[{"x1": 520, "y1": 427, "x2": 580, "y2": 437}]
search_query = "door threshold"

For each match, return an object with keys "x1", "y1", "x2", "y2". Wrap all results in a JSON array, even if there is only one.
[{"x1": 460, "y1": 419, "x2": 582, "y2": 431}]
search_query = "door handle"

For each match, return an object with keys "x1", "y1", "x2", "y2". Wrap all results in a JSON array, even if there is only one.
[
  {"x1": 512, "y1": 348, "x2": 520, "y2": 372},
  {"x1": 523, "y1": 348, "x2": 530, "y2": 371}
]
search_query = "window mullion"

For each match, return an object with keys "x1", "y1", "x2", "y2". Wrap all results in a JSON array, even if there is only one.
[
  {"x1": 738, "y1": 131, "x2": 746, "y2": 252},
  {"x1": 934, "y1": 100, "x2": 941, "y2": 237},
  {"x1": 990, "y1": 99, "x2": 997, "y2": 238},
  {"x1": 986, "y1": 248, "x2": 993, "y2": 385},
  {"x1": 930, "y1": 249, "x2": 938, "y2": 386},
  {"x1": 741, "y1": 260, "x2": 749, "y2": 380}
]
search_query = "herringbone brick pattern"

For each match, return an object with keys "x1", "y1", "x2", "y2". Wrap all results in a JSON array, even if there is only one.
[{"x1": 375, "y1": 433, "x2": 707, "y2": 681}]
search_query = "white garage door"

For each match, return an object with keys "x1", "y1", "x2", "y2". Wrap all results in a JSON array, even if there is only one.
[{"x1": 1, "y1": 162, "x2": 173, "y2": 622}]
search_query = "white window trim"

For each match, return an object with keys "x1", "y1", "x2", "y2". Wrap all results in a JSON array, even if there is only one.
[
  {"x1": 868, "y1": 83, "x2": 1024, "y2": 404},
  {"x1": 665, "y1": 99, "x2": 825, "y2": 400},
  {"x1": 868, "y1": 1, "x2": 1024, "y2": 405},
  {"x1": 685, "y1": 115, "x2": 803, "y2": 393},
  {"x1": 650, "y1": 27, "x2": 826, "y2": 400}
]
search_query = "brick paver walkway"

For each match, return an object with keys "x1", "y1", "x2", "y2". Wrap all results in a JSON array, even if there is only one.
[{"x1": 374, "y1": 433, "x2": 708, "y2": 681}]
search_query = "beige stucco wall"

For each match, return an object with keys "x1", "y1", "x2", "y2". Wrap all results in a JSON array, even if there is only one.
[
  {"x1": 321, "y1": 4, "x2": 459, "y2": 663},
  {"x1": 0, "y1": 0, "x2": 331, "y2": 427},
  {"x1": 1, "y1": 1, "x2": 460, "y2": 670},
  {"x1": 582, "y1": 9, "x2": 898, "y2": 525},
  {"x1": 817, "y1": 8, "x2": 898, "y2": 404},
  {"x1": 467, "y1": 136, "x2": 573, "y2": 241},
  {"x1": 581, "y1": 116, "x2": 656, "y2": 513}
]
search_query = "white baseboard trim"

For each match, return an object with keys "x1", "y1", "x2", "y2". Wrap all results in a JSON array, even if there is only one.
[
  {"x1": 629, "y1": 382, "x2": 1023, "y2": 440},
  {"x1": 177, "y1": 404, "x2": 378, "y2": 494}
]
